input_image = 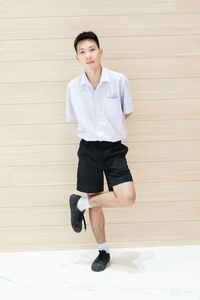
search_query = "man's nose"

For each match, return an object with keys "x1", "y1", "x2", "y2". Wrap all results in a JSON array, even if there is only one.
[{"x1": 86, "y1": 51, "x2": 92, "y2": 58}]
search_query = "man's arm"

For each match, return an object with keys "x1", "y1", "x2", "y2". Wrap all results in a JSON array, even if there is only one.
[{"x1": 66, "y1": 84, "x2": 78, "y2": 122}]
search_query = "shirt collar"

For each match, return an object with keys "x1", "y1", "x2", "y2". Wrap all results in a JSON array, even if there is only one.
[{"x1": 80, "y1": 66, "x2": 111, "y2": 87}]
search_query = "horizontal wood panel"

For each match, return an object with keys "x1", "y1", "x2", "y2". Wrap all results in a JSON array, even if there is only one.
[
  {"x1": 0, "y1": 0, "x2": 196, "y2": 17},
  {"x1": 0, "y1": 0, "x2": 175, "y2": 18},
  {"x1": 1, "y1": 14, "x2": 199, "y2": 41},
  {"x1": 0, "y1": 58, "x2": 176, "y2": 83},
  {"x1": 105, "y1": 221, "x2": 200, "y2": 246},
  {"x1": 135, "y1": 181, "x2": 200, "y2": 203},
  {"x1": 0, "y1": 82, "x2": 67, "y2": 104},
  {"x1": 0, "y1": 202, "x2": 200, "y2": 227},
  {"x1": 0, "y1": 140, "x2": 200, "y2": 167},
  {"x1": 1, "y1": 56, "x2": 199, "y2": 83},
  {"x1": 2, "y1": 77, "x2": 200, "y2": 105},
  {"x1": 1, "y1": 100, "x2": 200, "y2": 125},
  {"x1": 0, "y1": 181, "x2": 199, "y2": 207},
  {"x1": 128, "y1": 120, "x2": 200, "y2": 142},
  {"x1": 0, "y1": 78, "x2": 200, "y2": 104},
  {"x1": 0, "y1": 221, "x2": 200, "y2": 251},
  {"x1": 176, "y1": 78, "x2": 200, "y2": 100},
  {"x1": 177, "y1": 35, "x2": 200, "y2": 56},
  {"x1": 127, "y1": 140, "x2": 200, "y2": 162},
  {"x1": 0, "y1": 161, "x2": 200, "y2": 187},
  {"x1": 174, "y1": 14, "x2": 200, "y2": 35},
  {"x1": 177, "y1": 57, "x2": 200, "y2": 77},
  {"x1": 176, "y1": 0, "x2": 200, "y2": 13},
  {"x1": 0, "y1": 78, "x2": 177, "y2": 105},
  {"x1": 0, "y1": 36, "x2": 176, "y2": 62},
  {"x1": 134, "y1": 100, "x2": 200, "y2": 121},
  {"x1": 1, "y1": 120, "x2": 200, "y2": 146},
  {"x1": 2, "y1": 35, "x2": 200, "y2": 62}
]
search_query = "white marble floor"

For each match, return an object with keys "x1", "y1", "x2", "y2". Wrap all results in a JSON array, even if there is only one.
[{"x1": 0, "y1": 245, "x2": 200, "y2": 300}]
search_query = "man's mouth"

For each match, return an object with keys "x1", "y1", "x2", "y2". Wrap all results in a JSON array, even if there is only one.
[{"x1": 86, "y1": 61, "x2": 95, "y2": 64}]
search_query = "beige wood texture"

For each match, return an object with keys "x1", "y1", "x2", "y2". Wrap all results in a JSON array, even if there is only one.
[{"x1": 0, "y1": 0, "x2": 200, "y2": 251}]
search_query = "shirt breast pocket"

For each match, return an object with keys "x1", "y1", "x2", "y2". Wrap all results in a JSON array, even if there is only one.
[{"x1": 105, "y1": 97, "x2": 122, "y2": 116}]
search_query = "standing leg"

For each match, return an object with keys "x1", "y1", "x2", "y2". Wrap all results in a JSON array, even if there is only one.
[
  {"x1": 88, "y1": 193, "x2": 106, "y2": 244},
  {"x1": 87, "y1": 192, "x2": 110, "y2": 272}
]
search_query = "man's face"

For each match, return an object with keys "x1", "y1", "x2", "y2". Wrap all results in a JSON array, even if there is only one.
[{"x1": 76, "y1": 39, "x2": 103, "y2": 70}]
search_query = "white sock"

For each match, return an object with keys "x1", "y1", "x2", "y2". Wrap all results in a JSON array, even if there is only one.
[
  {"x1": 77, "y1": 196, "x2": 91, "y2": 211},
  {"x1": 98, "y1": 243, "x2": 110, "y2": 253}
]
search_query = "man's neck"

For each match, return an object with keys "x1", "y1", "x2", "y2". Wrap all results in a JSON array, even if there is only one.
[{"x1": 85, "y1": 65, "x2": 102, "y2": 89}]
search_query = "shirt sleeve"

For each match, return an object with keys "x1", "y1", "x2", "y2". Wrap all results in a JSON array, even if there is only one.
[
  {"x1": 120, "y1": 75, "x2": 134, "y2": 114},
  {"x1": 66, "y1": 84, "x2": 77, "y2": 122}
]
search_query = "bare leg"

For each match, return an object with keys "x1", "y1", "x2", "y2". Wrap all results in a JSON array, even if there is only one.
[
  {"x1": 87, "y1": 182, "x2": 136, "y2": 244},
  {"x1": 88, "y1": 181, "x2": 136, "y2": 208},
  {"x1": 87, "y1": 193, "x2": 106, "y2": 244}
]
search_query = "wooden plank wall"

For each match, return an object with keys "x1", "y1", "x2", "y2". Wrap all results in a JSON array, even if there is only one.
[{"x1": 0, "y1": 0, "x2": 200, "y2": 251}]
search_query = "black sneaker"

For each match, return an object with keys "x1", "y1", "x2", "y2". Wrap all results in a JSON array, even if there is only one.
[
  {"x1": 69, "y1": 194, "x2": 86, "y2": 233},
  {"x1": 91, "y1": 250, "x2": 110, "y2": 272}
]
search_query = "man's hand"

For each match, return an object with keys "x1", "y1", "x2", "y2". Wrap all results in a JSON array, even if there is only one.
[{"x1": 124, "y1": 113, "x2": 132, "y2": 119}]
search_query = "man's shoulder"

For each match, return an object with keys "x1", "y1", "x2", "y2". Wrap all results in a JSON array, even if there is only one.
[
  {"x1": 104, "y1": 67, "x2": 127, "y2": 81},
  {"x1": 67, "y1": 73, "x2": 82, "y2": 88}
]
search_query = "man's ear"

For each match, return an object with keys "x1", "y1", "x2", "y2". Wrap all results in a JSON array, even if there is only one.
[
  {"x1": 75, "y1": 54, "x2": 79, "y2": 62},
  {"x1": 100, "y1": 48, "x2": 103, "y2": 56}
]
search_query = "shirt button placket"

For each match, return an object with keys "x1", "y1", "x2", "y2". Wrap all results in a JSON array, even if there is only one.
[{"x1": 95, "y1": 90, "x2": 103, "y2": 141}]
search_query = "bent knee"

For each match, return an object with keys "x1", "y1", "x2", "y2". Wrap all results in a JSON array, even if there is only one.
[{"x1": 118, "y1": 192, "x2": 136, "y2": 207}]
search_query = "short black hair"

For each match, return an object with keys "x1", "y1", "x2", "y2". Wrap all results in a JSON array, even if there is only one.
[{"x1": 74, "y1": 31, "x2": 100, "y2": 53}]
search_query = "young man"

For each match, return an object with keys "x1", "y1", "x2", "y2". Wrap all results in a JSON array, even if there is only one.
[{"x1": 66, "y1": 31, "x2": 136, "y2": 272}]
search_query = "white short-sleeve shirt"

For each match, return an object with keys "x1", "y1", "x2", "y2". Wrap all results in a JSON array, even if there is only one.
[{"x1": 66, "y1": 66, "x2": 133, "y2": 142}]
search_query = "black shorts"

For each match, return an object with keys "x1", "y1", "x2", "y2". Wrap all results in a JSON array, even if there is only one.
[{"x1": 76, "y1": 139, "x2": 133, "y2": 193}]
